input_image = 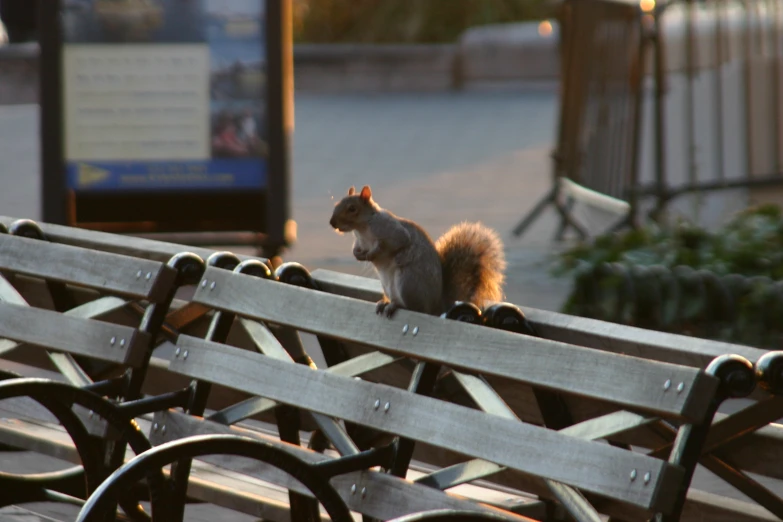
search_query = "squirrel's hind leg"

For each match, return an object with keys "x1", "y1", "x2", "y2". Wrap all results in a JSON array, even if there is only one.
[{"x1": 392, "y1": 270, "x2": 441, "y2": 317}]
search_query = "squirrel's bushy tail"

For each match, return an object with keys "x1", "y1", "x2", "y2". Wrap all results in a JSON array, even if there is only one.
[{"x1": 436, "y1": 222, "x2": 506, "y2": 309}]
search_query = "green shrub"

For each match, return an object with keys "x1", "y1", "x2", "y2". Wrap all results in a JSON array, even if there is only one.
[
  {"x1": 553, "y1": 204, "x2": 783, "y2": 348},
  {"x1": 553, "y1": 204, "x2": 783, "y2": 280}
]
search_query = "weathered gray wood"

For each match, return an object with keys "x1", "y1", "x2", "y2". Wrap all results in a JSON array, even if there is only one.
[
  {"x1": 0, "y1": 295, "x2": 126, "y2": 384},
  {"x1": 209, "y1": 350, "x2": 405, "y2": 425},
  {"x1": 194, "y1": 267, "x2": 719, "y2": 423},
  {"x1": 0, "y1": 215, "x2": 256, "y2": 266},
  {"x1": 311, "y1": 269, "x2": 383, "y2": 302},
  {"x1": 681, "y1": 489, "x2": 780, "y2": 522},
  {"x1": 701, "y1": 397, "x2": 783, "y2": 453},
  {"x1": 0, "y1": 273, "x2": 29, "y2": 305},
  {"x1": 421, "y1": 410, "x2": 659, "y2": 491},
  {"x1": 47, "y1": 353, "x2": 92, "y2": 387},
  {"x1": 560, "y1": 411, "x2": 657, "y2": 440},
  {"x1": 0, "y1": 234, "x2": 178, "y2": 302},
  {"x1": 444, "y1": 369, "x2": 604, "y2": 522},
  {"x1": 328, "y1": 351, "x2": 403, "y2": 378},
  {"x1": 0, "y1": 301, "x2": 148, "y2": 367},
  {"x1": 0, "y1": 409, "x2": 528, "y2": 521},
  {"x1": 151, "y1": 410, "x2": 531, "y2": 521},
  {"x1": 1, "y1": 400, "x2": 774, "y2": 522},
  {"x1": 452, "y1": 371, "x2": 517, "y2": 419},
  {"x1": 233, "y1": 319, "x2": 359, "y2": 456},
  {"x1": 238, "y1": 318, "x2": 292, "y2": 360},
  {"x1": 310, "y1": 269, "x2": 768, "y2": 368},
  {"x1": 169, "y1": 335, "x2": 685, "y2": 513},
  {"x1": 0, "y1": 415, "x2": 328, "y2": 522}
]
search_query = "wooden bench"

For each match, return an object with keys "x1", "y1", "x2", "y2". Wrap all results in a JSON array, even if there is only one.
[
  {"x1": 311, "y1": 269, "x2": 783, "y2": 522},
  {"x1": 69, "y1": 257, "x2": 758, "y2": 522},
  {"x1": 0, "y1": 218, "x2": 210, "y2": 516},
  {"x1": 0, "y1": 217, "x2": 779, "y2": 522}
]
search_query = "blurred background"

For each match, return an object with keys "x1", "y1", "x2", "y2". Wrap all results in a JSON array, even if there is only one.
[{"x1": 1, "y1": 0, "x2": 782, "y2": 349}]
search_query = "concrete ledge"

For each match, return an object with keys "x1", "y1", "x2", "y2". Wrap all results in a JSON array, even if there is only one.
[
  {"x1": 0, "y1": 22, "x2": 563, "y2": 102},
  {"x1": 294, "y1": 44, "x2": 459, "y2": 92},
  {"x1": 458, "y1": 22, "x2": 560, "y2": 82},
  {"x1": 0, "y1": 43, "x2": 38, "y2": 105}
]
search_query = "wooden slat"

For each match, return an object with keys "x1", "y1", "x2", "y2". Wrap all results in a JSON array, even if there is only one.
[
  {"x1": 0, "y1": 301, "x2": 148, "y2": 367},
  {"x1": 0, "y1": 274, "x2": 29, "y2": 305},
  {"x1": 0, "y1": 407, "x2": 775, "y2": 522},
  {"x1": 417, "y1": 411, "x2": 658, "y2": 491},
  {"x1": 169, "y1": 336, "x2": 685, "y2": 513},
  {"x1": 151, "y1": 410, "x2": 532, "y2": 521},
  {"x1": 0, "y1": 215, "x2": 254, "y2": 265},
  {"x1": 236, "y1": 318, "x2": 360, "y2": 456},
  {"x1": 194, "y1": 267, "x2": 719, "y2": 423},
  {"x1": 0, "y1": 234, "x2": 177, "y2": 302},
  {"x1": 311, "y1": 269, "x2": 768, "y2": 368},
  {"x1": 0, "y1": 411, "x2": 525, "y2": 521},
  {"x1": 0, "y1": 416, "x2": 331, "y2": 522}
]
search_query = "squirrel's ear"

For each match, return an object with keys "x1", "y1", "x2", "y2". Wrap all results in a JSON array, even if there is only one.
[
  {"x1": 360, "y1": 185, "x2": 372, "y2": 201},
  {"x1": 347, "y1": 186, "x2": 356, "y2": 196}
]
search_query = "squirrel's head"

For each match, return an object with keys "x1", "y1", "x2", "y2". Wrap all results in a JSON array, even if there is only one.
[{"x1": 330, "y1": 185, "x2": 378, "y2": 233}]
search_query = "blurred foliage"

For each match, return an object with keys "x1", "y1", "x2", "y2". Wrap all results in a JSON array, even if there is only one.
[
  {"x1": 553, "y1": 204, "x2": 783, "y2": 349},
  {"x1": 292, "y1": 0, "x2": 551, "y2": 44},
  {"x1": 553, "y1": 204, "x2": 783, "y2": 279}
]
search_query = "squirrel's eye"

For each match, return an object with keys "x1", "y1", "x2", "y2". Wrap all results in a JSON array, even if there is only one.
[{"x1": 347, "y1": 205, "x2": 357, "y2": 213}]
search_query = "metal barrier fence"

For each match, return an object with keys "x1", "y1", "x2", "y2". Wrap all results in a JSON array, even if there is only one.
[
  {"x1": 642, "y1": 0, "x2": 783, "y2": 217},
  {"x1": 512, "y1": 0, "x2": 783, "y2": 239},
  {"x1": 513, "y1": 0, "x2": 648, "y2": 239}
]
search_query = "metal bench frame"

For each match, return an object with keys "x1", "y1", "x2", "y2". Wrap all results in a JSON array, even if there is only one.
[{"x1": 76, "y1": 258, "x2": 756, "y2": 522}]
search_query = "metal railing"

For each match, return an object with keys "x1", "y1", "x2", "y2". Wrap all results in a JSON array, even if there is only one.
[
  {"x1": 512, "y1": 0, "x2": 783, "y2": 239},
  {"x1": 513, "y1": 0, "x2": 650, "y2": 239},
  {"x1": 643, "y1": 0, "x2": 783, "y2": 217}
]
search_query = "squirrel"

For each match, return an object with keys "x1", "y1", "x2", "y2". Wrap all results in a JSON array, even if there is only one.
[{"x1": 329, "y1": 185, "x2": 506, "y2": 318}]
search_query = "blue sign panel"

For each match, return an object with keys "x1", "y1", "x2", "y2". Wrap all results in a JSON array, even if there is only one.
[{"x1": 61, "y1": 0, "x2": 267, "y2": 193}]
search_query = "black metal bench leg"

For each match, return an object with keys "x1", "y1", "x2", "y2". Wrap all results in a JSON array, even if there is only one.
[
  {"x1": 654, "y1": 355, "x2": 756, "y2": 522},
  {"x1": 75, "y1": 435, "x2": 353, "y2": 522},
  {"x1": 0, "y1": 395, "x2": 97, "y2": 507},
  {"x1": 0, "y1": 378, "x2": 169, "y2": 520},
  {"x1": 276, "y1": 404, "x2": 321, "y2": 522}
]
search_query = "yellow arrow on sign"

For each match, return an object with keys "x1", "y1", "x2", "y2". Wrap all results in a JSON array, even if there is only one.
[{"x1": 77, "y1": 163, "x2": 110, "y2": 187}]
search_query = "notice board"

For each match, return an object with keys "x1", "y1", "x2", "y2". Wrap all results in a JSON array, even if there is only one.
[{"x1": 39, "y1": 0, "x2": 295, "y2": 256}]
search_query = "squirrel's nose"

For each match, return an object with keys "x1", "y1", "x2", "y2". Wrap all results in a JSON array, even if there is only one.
[{"x1": 329, "y1": 217, "x2": 337, "y2": 229}]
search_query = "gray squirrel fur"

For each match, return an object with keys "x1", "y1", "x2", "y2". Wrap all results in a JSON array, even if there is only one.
[{"x1": 329, "y1": 185, "x2": 506, "y2": 318}]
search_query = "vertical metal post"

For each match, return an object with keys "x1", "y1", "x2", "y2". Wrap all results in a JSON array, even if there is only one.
[
  {"x1": 38, "y1": 0, "x2": 68, "y2": 225},
  {"x1": 652, "y1": 7, "x2": 669, "y2": 219},
  {"x1": 628, "y1": 14, "x2": 651, "y2": 228},
  {"x1": 770, "y1": 0, "x2": 783, "y2": 173},
  {"x1": 684, "y1": 0, "x2": 699, "y2": 193},
  {"x1": 743, "y1": 0, "x2": 756, "y2": 180},
  {"x1": 714, "y1": 0, "x2": 726, "y2": 184},
  {"x1": 264, "y1": 0, "x2": 294, "y2": 257}
]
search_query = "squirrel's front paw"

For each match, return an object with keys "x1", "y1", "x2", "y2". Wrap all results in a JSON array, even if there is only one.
[
  {"x1": 353, "y1": 247, "x2": 370, "y2": 261},
  {"x1": 376, "y1": 300, "x2": 399, "y2": 318}
]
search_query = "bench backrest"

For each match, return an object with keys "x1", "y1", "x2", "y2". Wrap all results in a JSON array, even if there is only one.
[
  {"x1": 309, "y1": 269, "x2": 783, "y2": 522},
  {"x1": 153, "y1": 264, "x2": 733, "y2": 518},
  {"x1": 310, "y1": 269, "x2": 769, "y2": 369},
  {"x1": 0, "y1": 229, "x2": 187, "y2": 380},
  {"x1": 193, "y1": 266, "x2": 719, "y2": 423}
]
